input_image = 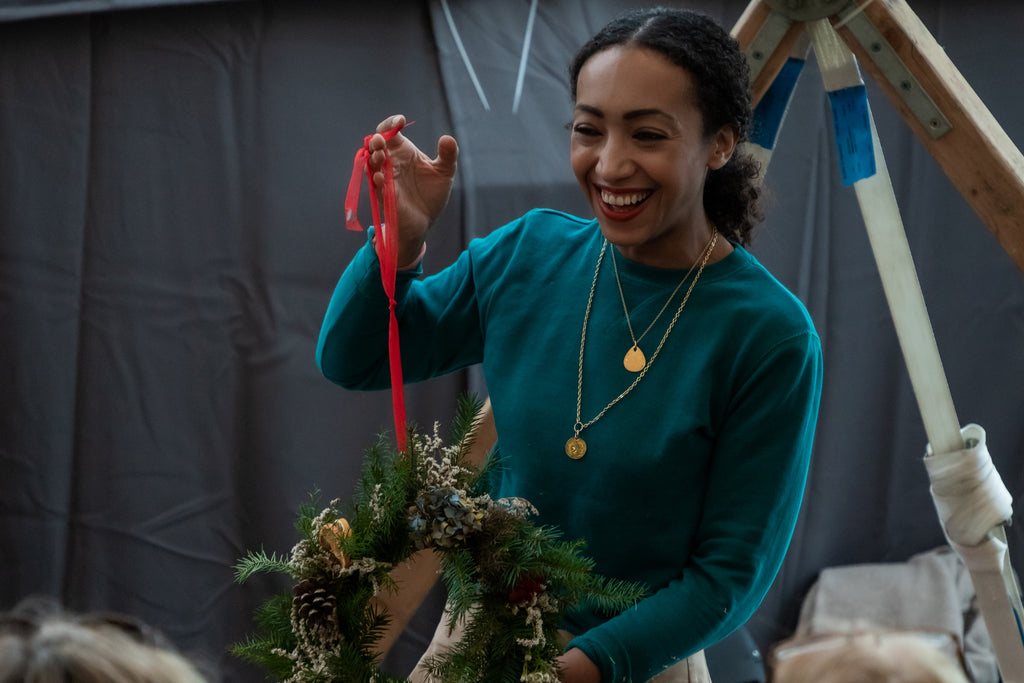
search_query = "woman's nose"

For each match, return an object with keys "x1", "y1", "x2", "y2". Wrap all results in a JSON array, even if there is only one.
[{"x1": 596, "y1": 137, "x2": 635, "y2": 180}]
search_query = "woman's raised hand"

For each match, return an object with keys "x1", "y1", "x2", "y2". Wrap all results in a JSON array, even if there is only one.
[{"x1": 367, "y1": 114, "x2": 458, "y2": 267}]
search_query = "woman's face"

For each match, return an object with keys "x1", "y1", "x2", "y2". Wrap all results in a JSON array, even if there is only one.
[{"x1": 571, "y1": 46, "x2": 736, "y2": 268}]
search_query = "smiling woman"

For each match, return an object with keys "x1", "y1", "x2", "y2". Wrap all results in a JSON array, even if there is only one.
[{"x1": 316, "y1": 7, "x2": 822, "y2": 683}]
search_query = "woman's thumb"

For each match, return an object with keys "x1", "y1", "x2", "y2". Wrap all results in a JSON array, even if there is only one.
[{"x1": 435, "y1": 135, "x2": 459, "y2": 176}]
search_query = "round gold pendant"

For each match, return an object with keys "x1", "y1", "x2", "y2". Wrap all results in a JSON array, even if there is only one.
[
  {"x1": 565, "y1": 437, "x2": 587, "y2": 459},
  {"x1": 623, "y1": 345, "x2": 646, "y2": 373}
]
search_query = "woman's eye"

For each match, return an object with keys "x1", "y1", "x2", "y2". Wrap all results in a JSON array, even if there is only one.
[
  {"x1": 634, "y1": 130, "x2": 667, "y2": 142},
  {"x1": 572, "y1": 124, "x2": 600, "y2": 137}
]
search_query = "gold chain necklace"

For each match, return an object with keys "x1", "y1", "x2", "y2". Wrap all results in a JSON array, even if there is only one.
[
  {"x1": 611, "y1": 231, "x2": 718, "y2": 373},
  {"x1": 565, "y1": 232, "x2": 719, "y2": 460}
]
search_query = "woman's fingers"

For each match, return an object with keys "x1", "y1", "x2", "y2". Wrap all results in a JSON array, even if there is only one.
[
  {"x1": 367, "y1": 135, "x2": 396, "y2": 184},
  {"x1": 370, "y1": 145, "x2": 386, "y2": 169}
]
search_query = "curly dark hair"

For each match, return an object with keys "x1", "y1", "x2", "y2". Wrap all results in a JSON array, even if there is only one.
[{"x1": 569, "y1": 7, "x2": 763, "y2": 245}]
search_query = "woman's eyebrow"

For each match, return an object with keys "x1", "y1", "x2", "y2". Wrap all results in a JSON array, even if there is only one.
[
  {"x1": 573, "y1": 104, "x2": 603, "y2": 117},
  {"x1": 573, "y1": 104, "x2": 675, "y2": 123},
  {"x1": 623, "y1": 108, "x2": 675, "y2": 122}
]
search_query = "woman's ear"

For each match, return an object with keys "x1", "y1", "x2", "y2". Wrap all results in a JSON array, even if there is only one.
[{"x1": 707, "y1": 124, "x2": 739, "y2": 170}]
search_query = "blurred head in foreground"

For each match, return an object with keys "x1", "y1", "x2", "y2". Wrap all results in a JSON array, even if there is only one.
[
  {"x1": 0, "y1": 597, "x2": 207, "y2": 683},
  {"x1": 770, "y1": 628, "x2": 970, "y2": 683}
]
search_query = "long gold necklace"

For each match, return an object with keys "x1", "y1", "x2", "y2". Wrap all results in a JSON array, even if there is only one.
[
  {"x1": 565, "y1": 232, "x2": 719, "y2": 460},
  {"x1": 611, "y1": 231, "x2": 718, "y2": 373}
]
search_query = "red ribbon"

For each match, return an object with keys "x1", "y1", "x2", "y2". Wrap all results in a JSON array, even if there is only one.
[{"x1": 345, "y1": 123, "x2": 408, "y2": 452}]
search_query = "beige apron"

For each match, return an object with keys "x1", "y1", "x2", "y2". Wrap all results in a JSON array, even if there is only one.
[{"x1": 408, "y1": 607, "x2": 711, "y2": 682}]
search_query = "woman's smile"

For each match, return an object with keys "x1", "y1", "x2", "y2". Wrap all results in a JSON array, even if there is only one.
[{"x1": 597, "y1": 186, "x2": 653, "y2": 220}]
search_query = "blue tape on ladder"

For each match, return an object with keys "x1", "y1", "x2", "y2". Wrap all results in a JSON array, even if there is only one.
[
  {"x1": 827, "y1": 84, "x2": 876, "y2": 185},
  {"x1": 750, "y1": 57, "x2": 805, "y2": 150}
]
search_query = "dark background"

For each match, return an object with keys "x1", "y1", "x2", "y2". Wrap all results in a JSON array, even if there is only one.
[{"x1": 1, "y1": 1, "x2": 1022, "y2": 680}]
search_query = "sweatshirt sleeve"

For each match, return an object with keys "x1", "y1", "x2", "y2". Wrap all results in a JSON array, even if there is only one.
[
  {"x1": 315, "y1": 231, "x2": 486, "y2": 389},
  {"x1": 568, "y1": 330, "x2": 823, "y2": 682}
]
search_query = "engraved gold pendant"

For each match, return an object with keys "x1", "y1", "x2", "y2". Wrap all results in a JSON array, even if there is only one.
[
  {"x1": 623, "y1": 345, "x2": 646, "y2": 373},
  {"x1": 565, "y1": 437, "x2": 587, "y2": 460}
]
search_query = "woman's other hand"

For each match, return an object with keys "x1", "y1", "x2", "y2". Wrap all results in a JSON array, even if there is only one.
[
  {"x1": 368, "y1": 114, "x2": 458, "y2": 266},
  {"x1": 558, "y1": 648, "x2": 601, "y2": 683}
]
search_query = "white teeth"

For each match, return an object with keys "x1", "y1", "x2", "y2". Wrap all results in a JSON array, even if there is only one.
[{"x1": 601, "y1": 190, "x2": 651, "y2": 207}]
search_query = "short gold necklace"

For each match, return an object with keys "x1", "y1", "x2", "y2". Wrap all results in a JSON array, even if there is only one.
[
  {"x1": 611, "y1": 231, "x2": 719, "y2": 373},
  {"x1": 565, "y1": 232, "x2": 719, "y2": 460}
]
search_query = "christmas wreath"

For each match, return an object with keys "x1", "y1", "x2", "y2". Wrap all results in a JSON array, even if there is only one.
[{"x1": 232, "y1": 395, "x2": 646, "y2": 683}]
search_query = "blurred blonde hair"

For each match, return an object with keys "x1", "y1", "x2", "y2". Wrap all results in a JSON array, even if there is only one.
[
  {"x1": 0, "y1": 599, "x2": 207, "y2": 683},
  {"x1": 770, "y1": 629, "x2": 970, "y2": 683}
]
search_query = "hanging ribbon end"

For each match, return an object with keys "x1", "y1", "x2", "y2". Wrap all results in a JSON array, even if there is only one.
[
  {"x1": 346, "y1": 122, "x2": 410, "y2": 455},
  {"x1": 344, "y1": 205, "x2": 365, "y2": 233}
]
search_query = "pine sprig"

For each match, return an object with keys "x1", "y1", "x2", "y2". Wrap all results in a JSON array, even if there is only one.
[
  {"x1": 254, "y1": 592, "x2": 296, "y2": 637},
  {"x1": 231, "y1": 635, "x2": 297, "y2": 680},
  {"x1": 294, "y1": 489, "x2": 327, "y2": 539},
  {"x1": 230, "y1": 593, "x2": 295, "y2": 678},
  {"x1": 438, "y1": 547, "x2": 481, "y2": 622},
  {"x1": 232, "y1": 395, "x2": 647, "y2": 682},
  {"x1": 449, "y1": 393, "x2": 488, "y2": 457},
  {"x1": 579, "y1": 575, "x2": 648, "y2": 614},
  {"x1": 234, "y1": 549, "x2": 294, "y2": 583}
]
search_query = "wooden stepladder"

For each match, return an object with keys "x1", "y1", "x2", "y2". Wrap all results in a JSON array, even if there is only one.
[
  {"x1": 735, "y1": 0, "x2": 1024, "y2": 271},
  {"x1": 730, "y1": 2, "x2": 1024, "y2": 680}
]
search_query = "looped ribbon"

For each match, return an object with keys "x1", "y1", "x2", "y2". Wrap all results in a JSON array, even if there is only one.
[{"x1": 344, "y1": 122, "x2": 408, "y2": 451}]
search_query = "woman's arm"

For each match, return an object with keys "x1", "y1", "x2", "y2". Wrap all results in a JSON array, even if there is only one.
[{"x1": 316, "y1": 115, "x2": 463, "y2": 386}]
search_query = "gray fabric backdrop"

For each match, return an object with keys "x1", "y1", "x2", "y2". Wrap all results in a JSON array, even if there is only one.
[{"x1": 1, "y1": 1, "x2": 1022, "y2": 681}]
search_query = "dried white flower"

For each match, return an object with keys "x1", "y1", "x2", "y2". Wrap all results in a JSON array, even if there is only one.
[
  {"x1": 495, "y1": 496, "x2": 539, "y2": 518},
  {"x1": 339, "y1": 556, "x2": 393, "y2": 595},
  {"x1": 521, "y1": 670, "x2": 560, "y2": 683},
  {"x1": 365, "y1": 482, "x2": 391, "y2": 526},
  {"x1": 512, "y1": 591, "x2": 558, "y2": 648}
]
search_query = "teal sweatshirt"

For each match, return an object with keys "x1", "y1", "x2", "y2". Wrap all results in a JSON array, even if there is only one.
[{"x1": 317, "y1": 208, "x2": 823, "y2": 682}]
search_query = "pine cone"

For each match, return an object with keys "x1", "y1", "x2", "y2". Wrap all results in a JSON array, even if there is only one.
[{"x1": 292, "y1": 577, "x2": 338, "y2": 643}]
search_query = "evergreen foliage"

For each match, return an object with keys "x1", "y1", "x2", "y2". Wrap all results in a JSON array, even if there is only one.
[{"x1": 233, "y1": 395, "x2": 646, "y2": 682}]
